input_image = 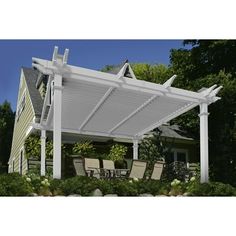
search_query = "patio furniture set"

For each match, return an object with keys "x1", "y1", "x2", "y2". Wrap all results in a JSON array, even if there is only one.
[{"x1": 73, "y1": 158, "x2": 165, "y2": 180}]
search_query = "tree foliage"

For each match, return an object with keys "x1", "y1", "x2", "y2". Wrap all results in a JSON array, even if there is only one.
[
  {"x1": 102, "y1": 42, "x2": 236, "y2": 185},
  {"x1": 0, "y1": 101, "x2": 14, "y2": 167},
  {"x1": 170, "y1": 40, "x2": 236, "y2": 185}
]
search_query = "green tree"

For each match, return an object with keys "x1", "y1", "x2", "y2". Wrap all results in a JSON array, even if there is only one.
[
  {"x1": 170, "y1": 40, "x2": 236, "y2": 184},
  {"x1": 102, "y1": 63, "x2": 173, "y2": 84},
  {"x1": 0, "y1": 101, "x2": 15, "y2": 167}
]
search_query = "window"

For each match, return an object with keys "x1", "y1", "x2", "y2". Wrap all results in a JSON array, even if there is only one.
[
  {"x1": 19, "y1": 150, "x2": 23, "y2": 175},
  {"x1": 16, "y1": 91, "x2": 26, "y2": 121},
  {"x1": 167, "y1": 149, "x2": 189, "y2": 167}
]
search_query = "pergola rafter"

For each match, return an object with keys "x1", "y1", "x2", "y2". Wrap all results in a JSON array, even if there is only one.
[{"x1": 32, "y1": 46, "x2": 222, "y2": 182}]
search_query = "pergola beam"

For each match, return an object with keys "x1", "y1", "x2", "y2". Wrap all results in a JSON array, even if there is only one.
[
  {"x1": 45, "y1": 99, "x2": 54, "y2": 125},
  {"x1": 137, "y1": 102, "x2": 198, "y2": 137},
  {"x1": 32, "y1": 123, "x2": 135, "y2": 140},
  {"x1": 108, "y1": 94, "x2": 159, "y2": 134},
  {"x1": 163, "y1": 75, "x2": 177, "y2": 88},
  {"x1": 40, "y1": 75, "x2": 53, "y2": 125},
  {"x1": 79, "y1": 87, "x2": 115, "y2": 131},
  {"x1": 133, "y1": 139, "x2": 139, "y2": 160},
  {"x1": 32, "y1": 57, "x2": 212, "y2": 103},
  {"x1": 40, "y1": 129, "x2": 46, "y2": 176}
]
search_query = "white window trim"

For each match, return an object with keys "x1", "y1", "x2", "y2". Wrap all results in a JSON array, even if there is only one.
[
  {"x1": 171, "y1": 148, "x2": 189, "y2": 168},
  {"x1": 19, "y1": 73, "x2": 24, "y2": 89},
  {"x1": 16, "y1": 89, "x2": 26, "y2": 121},
  {"x1": 19, "y1": 147, "x2": 24, "y2": 174}
]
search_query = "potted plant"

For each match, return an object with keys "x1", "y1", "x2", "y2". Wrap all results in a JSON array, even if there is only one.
[
  {"x1": 72, "y1": 141, "x2": 95, "y2": 158},
  {"x1": 108, "y1": 144, "x2": 128, "y2": 168}
]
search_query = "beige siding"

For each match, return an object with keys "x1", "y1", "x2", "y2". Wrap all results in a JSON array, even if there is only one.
[
  {"x1": 9, "y1": 70, "x2": 36, "y2": 174},
  {"x1": 38, "y1": 82, "x2": 46, "y2": 99}
]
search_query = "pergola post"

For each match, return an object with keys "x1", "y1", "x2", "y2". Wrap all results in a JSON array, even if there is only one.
[
  {"x1": 40, "y1": 129, "x2": 46, "y2": 176},
  {"x1": 133, "y1": 139, "x2": 139, "y2": 160},
  {"x1": 199, "y1": 103, "x2": 209, "y2": 183},
  {"x1": 53, "y1": 74, "x2": 63, "y2": 179}
]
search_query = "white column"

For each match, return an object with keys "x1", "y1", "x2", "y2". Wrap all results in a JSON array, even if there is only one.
[
  {"x1": 53, "y1": 74, "x2": 62, "y2": 179},
  {"x1": 199, "y1": 103, "x2": 209, "y2": 183},
  {"x1": 133, "y1": 139, "x2": 139, "y2": 160},
  {"x1": 40, "y1": 129, "x2": 46, "y2": 176}
]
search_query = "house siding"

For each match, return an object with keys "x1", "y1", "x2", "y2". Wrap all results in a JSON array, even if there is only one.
[
  {"x1": 38, "y1": 82, "x2": 46, "y2": 99},
  {"x1": 9, "y1": 70, "x2": 36, "y2": 174}
]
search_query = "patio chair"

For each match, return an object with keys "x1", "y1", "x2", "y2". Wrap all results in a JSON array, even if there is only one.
[
  {"x1": 129, "y1": 160, "x2": 147, "y2": 179},
  {"x1": 73, "y1": 158, "x2": 86, "y2": 176},
  {"x1": 102, "y1": 160, "x2": 116, "y2": 178},
  {"x1": 84, "y1": 158, "x2": 101, "y2": 179},
  {"x1": 150, "y1": 161, "x2": 165, "y2": 180}
]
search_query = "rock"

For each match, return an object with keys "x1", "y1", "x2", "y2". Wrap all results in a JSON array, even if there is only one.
[
  {"x1": 183, "y1": 192, "x2": 191, "y2": 196},
  {"x1": 67, "y1": 194, "x2": 82, "y2": 197},
  {"x1": 29, "y1": 193, "x2": 38, "y2": 197},
  {"x1": 139, "y1": 193, "x2": 154, "y2": 197},
  {"x1": 155, "y1": 195, "x2": 167, "y2": 197},
  {"x1": 92, "y1": 188, "x2": 103, "y2": 197},
  {"x1": 104, "y1": 194, "x2": 118, "y2": 197}
]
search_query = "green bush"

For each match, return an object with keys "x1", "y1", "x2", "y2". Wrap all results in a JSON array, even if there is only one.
[
  {"x1": 108, "y1": 144, "x2": 127, "y2": 162},
  {"x1": 0, "y1": 173, "x2": 33, "y2": 196},
  {"x1": 112, "y1": 179, "x2": 138, "y2": 196},
  {"x1": 72, "y1": 141, "x2": 95, "y2": 157},
  {"x1": 61, "y1": 176, "x2": 98, "y2": 196},
  {"x1": 211, "y1": 182, "x2": 236, "y2": 196},
  {"x1": 186, "y1": 180, "x2": 236, "y2": 196},
  {"x1": 25, "y1": 134, "x2": 41, "y2": 159},
  {"x1": 137, "y1": 179, "x2": 170, "y2": 195},
  {"x1": 97, "y1": 179, "x2": 114, "y2": 195},
  {"x1": 1, "y1": 172, "x2": 236, "y2": 196},
  {"x1": 49, "y1": 179, "x2": 64, "y2": 196}
]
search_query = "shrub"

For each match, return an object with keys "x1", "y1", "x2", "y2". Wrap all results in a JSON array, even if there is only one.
[
  {"x1": 50, "y1": 179, "x2": 64, "y2": 196},
  {"x1": 112, "y1": 179, "x2": 138, "y2": 196},
  {"x1": 210, "y1": 182, "x2": 236, "y2": 196},
  {"x1": 185, "y1": 180, "x2": 236, "y2": 196},
  {"x1": 61, "y1": 176, "x2": 98, "y2": 196},
  {"x1": 169, "y1": 179, "x2": 187, "y2": 196},
  {"x1": 136, "y1": 179, "x2": 164, "y2": 195},
  {"x1": 24, "y1": 134, "x2": 41, "y2": 159},
  {"x1": 97, "y1": 179, "x2": 114, "y2": 195},
  {"x1": 72, "y1": 141, "x2": 95, "y2": 157},
  {"x1": 0, "y1": 173, "x2": 33, "y2": 196},
  {"x1": 108, "y1": 144, "x2": 127, "y2": 162},
  {"x1": 187, "y1": 182, "x2": 213, "y2": 196}
]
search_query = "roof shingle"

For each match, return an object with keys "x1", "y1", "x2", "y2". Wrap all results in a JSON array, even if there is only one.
[{"x1": 22, "y1": 67, "x2": 43, "y2": 117}]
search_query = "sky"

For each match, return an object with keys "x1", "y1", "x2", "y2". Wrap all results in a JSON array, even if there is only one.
[{"x1": 0, "y1": 40, "x2": 187, "y2": 111}]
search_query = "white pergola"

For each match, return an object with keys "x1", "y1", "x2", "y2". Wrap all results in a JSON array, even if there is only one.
[{"x1": 32, "y1": 47, "x2": 222, "y2": 182}]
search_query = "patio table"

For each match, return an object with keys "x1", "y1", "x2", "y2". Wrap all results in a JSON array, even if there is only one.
[{"x1": 114, "y1": 168, "x2": 130, "y2": 178}]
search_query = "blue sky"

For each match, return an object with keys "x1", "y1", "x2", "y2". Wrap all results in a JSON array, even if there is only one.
[{"x1": 0, "y1": 40, "x2": 186, "y2": 111}]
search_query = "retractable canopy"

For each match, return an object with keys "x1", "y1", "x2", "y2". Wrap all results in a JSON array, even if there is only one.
[
  {"x1": 32, "y1": 47, "x2": 222, "y2": 181},
  {"x1": 33, "y1": 47, "x2": 221, "y2": 140}
]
